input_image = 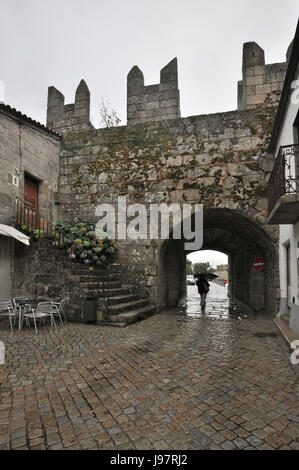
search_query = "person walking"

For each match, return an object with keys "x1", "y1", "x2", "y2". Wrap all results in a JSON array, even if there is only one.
[{"x1": 195, "y1": 273, "x2": 210, "y2": 310}]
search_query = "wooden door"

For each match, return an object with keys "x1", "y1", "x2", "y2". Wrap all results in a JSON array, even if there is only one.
[{"x1": 24, "y1": 176, "x2": 38, "y2": 227}]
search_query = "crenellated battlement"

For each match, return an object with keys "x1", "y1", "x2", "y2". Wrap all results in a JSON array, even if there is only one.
[
  {"x1": 46, "y1": 41, "x2": 290, "y2": 133},
  {"x1": 238, "y1": 41, "x2": 288, "y2": 110},
  {"x1": 127, "y1": 58, "x2": 181, "y2": 126},
  {"x1": 47, "y1": 79, "x2": 93, "y2": 133}
]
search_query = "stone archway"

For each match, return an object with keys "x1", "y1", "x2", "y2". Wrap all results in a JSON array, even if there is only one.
[{"x1": 158, "y1": 208, "x2": 278, "y2": 314}]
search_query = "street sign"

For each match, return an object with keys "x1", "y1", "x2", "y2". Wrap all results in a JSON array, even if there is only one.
[{"x1": 253, "y1": 257, "x2": 265, "y2": 271}]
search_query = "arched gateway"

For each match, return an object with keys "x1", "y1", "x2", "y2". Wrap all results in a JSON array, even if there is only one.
[{"x1": 158, "y1": 208, "x2": 277, "y2": 313}]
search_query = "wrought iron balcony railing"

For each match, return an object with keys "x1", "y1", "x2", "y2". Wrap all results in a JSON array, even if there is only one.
[
  {"x1": 15, "y1": 197, "x2": 55, "y2": 238},
  {"x1": 268, "y1": 144, "x2": 299, "y2": 214}
]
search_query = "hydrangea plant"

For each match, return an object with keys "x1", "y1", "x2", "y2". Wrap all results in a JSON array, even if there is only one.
[
  {"x1": 54, "y1": 220, "x2": 117, "y2": 268},
  {"x1": 16, "y1": 221, "x2": 45, "y2": 241}
]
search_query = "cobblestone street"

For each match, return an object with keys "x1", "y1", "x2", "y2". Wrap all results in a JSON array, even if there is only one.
[{"x1": 0, "y1": 284, "x2": 298, "y2": 450}]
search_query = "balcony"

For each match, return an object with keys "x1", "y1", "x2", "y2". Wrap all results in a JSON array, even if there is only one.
[
  {"x1": 268, "y1": 144, "x2": 299, "y2": 224},
  {"x1": 15, "y1": 197, "x2": 55, "y2": 237}
]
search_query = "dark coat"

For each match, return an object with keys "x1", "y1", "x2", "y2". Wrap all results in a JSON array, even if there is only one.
[{"x1": 196, "y1": 279, "x2": 210, "y2": 294}]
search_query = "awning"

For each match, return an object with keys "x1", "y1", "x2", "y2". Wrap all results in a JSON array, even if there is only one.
[{"x1": 0, "y1": 224, "x2": 30, "y2": 245}]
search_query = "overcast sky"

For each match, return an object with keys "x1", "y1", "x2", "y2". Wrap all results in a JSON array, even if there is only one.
[
  {"x1": 1, "y1": 1, "x2": 298, "y2": 267},
  {"x1": 187, "y1": 250, "x2": 228, "y2": 269},
  {"x1": 1, "y1": 0, "x2": 298, "y2": 127}
]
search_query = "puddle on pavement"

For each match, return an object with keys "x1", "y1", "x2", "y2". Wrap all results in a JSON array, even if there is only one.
[
  {"x1": 253, "y1": 332, "x2": 278, "y2": 338},
  {"x1": 179, "y1": 283, "x2": 254, "y2": 320}
]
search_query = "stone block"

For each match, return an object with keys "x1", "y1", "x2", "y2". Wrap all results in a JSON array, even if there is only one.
[
  {"x1": 144, "y1": 101, "x2": 159, "y2": 110},
  {"x1": 256, "y1": 84, "x2": 272, "y2": 95},
  {"x1": 252, "y1": 65, "x2": 266, "y2": 77},
  {"x1": 160, "y1": 99, "x2": 178, "y2": 108},
  {"x1": 246, "y1": 74, "x2": 264, "y2": 86},
  {"x1": 246, "y1": 85, "x2": 256, "y2": 96},
  {"x1": 246, "y1": 94, "x2": 266, "y2": 105},
  {"x1": 164, "y1": 107, "x2": 179, "y2": 115}
]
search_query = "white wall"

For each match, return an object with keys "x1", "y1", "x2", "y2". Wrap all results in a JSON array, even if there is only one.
[
  {"x1": 0, "y1": 236, "x2": 12, "y2": 298},
  {"x1": 275, "y1": 67, "x2": 299, "y2": 334},
  {"x1": 274, "y1": 68, "x2": 299, "y2": 158}
]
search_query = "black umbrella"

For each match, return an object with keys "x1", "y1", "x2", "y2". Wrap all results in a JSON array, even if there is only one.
[{"x1": 194, "y1": 272, "x2": 218, "y2": 281}]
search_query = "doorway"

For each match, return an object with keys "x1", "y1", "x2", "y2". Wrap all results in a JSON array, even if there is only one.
[
  {"x1": 157, "y1": 208, "x2": 277, "y2": 314},
  {"x1": 186, "y1": 250, "x2": 229, "y2": 317},
  {"x1": 24, "y1": 174, "x2": 38, "y2": 227}
]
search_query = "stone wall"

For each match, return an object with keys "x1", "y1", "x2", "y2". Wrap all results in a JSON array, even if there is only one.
[
  {"x1": 13, "y1": 239, "x2": 94, "y2": 321},
  {"x1": 0, "y1": 106, "x2": 61, "y2": 298},
  {"x1": 57, "y1": 107, "x2": 276, "y2": 219},
  {"x1": 36, "y1": 43, "x2": 289, "y2": 314},
  {"x1": 55, "y1": 105, "x2": 280, "y2": 312}
]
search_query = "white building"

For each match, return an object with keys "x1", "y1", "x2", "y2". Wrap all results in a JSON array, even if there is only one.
[{"x1": 268, "y1": 20, "x2": 299, "y2": 337}]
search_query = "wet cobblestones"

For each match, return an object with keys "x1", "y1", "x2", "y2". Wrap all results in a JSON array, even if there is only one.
[{"x1": 0, "y1": 286, "x2": 298, "y2": 450}]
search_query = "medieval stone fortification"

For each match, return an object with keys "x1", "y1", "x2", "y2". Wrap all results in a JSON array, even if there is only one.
[
  {"x1": 42, "y1": 41, "x2": 289, "y2": 315},
  {"x1": 7, "y1": 40, "x2": 290, "y2": 321}
]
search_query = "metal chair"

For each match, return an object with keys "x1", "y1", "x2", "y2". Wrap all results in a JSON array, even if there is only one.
[
  {"x1": 51, "y1": 298, "x2": 69, "y2": 325},
  {"x1": 22, "y1": 302, "x2": 57, "y2": 334},
  {"x1": 13, "y1": 297, "x2": 30, "y2": 330},
  {"x1": 0, "y1": 299, "x2": 18, "y2": 331},
  {"x1": 13, "y1": 297, "x2": 29, "y2": 310}
]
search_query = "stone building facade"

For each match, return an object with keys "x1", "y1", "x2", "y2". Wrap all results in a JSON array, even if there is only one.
[
  {"x1": 267, "y1": 21, "x2": 299, "y2": 337},
  {"x1": 0, "y1": 104, "x2": 61, "y2": 297}
]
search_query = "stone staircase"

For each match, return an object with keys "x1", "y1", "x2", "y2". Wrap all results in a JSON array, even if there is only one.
[
  {"x1": 20, "y1": 239, "x2": 156, "y2": 327},
  {"x1": 64, "y1": 262, "x2": 156, "y2": 327}
]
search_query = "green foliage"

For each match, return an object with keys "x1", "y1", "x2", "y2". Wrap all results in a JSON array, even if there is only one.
[
  {"x1": 192, "y1": 262, "x2": 215, "y2": 275},
  {"x1": 16, "y1": 221, "x2": 45, "y2": 241},
  {"x1": 55, "y1": 220, "x2": 117, "y2": 268},
  {"x1": 186, "y1": 259, "x2": 193, "y2": 275},
  {"x1": 216, "y1": 264, "x2": 228, "y2": 272}
]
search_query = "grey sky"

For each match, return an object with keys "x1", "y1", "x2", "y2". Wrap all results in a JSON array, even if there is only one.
[
  {"x1": 187, "y1": 250, "x2": 228, "y2": 269},
  {"x1": 1, "y1": 0, "x2": 298, "y2": 127}
]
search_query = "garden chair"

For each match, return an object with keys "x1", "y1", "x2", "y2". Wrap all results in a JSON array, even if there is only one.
[
  {"x1": 22, "y1": 302, "x2": 57, "y2": 335},
  {"x1": 13, "y1": 297, "x2": 30, "y2": 312},
  {"x1": 51, "y1": 298, "x2": 70, "y2": 325},
  {"x1": 0, "y1": 299, "x2": 18, "y2": 331},
  {"x1": 13, "y1": 297, "x2": 32, "y2": 330}
]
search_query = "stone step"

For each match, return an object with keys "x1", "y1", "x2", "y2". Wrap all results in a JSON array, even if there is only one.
[
  {"x1": 80, "y1": 281, "x2": 122, "y2": 290},
  {"x1": 81, "y1": 287, "x2": 130, "y2": 299},
  {"x1": 106, "y1": 304, "x2": 156, "y2": 327},
  {"x1": 108, "y1": 297, "x2": 149, "y2": 314},
  {"x1": 101, "y1": 287, "x2": 131, "y2": 297},
  {"x1": 107, "y1": 293, "x2": 140, "y2": 306},
  {"x1": 79, "y1": 274, "x2": 120, "y2": 282},
  {"x1": 73, "y1": 269, "x2": 114, "y2": 277}
]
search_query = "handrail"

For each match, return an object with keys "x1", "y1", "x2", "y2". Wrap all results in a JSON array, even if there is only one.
[
  {"x1": 15, "y1": 197, "x2": 56, "y2": 238},
  {"x1": 100, "y1": 265, "x2": 110, "y2": 322}
]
